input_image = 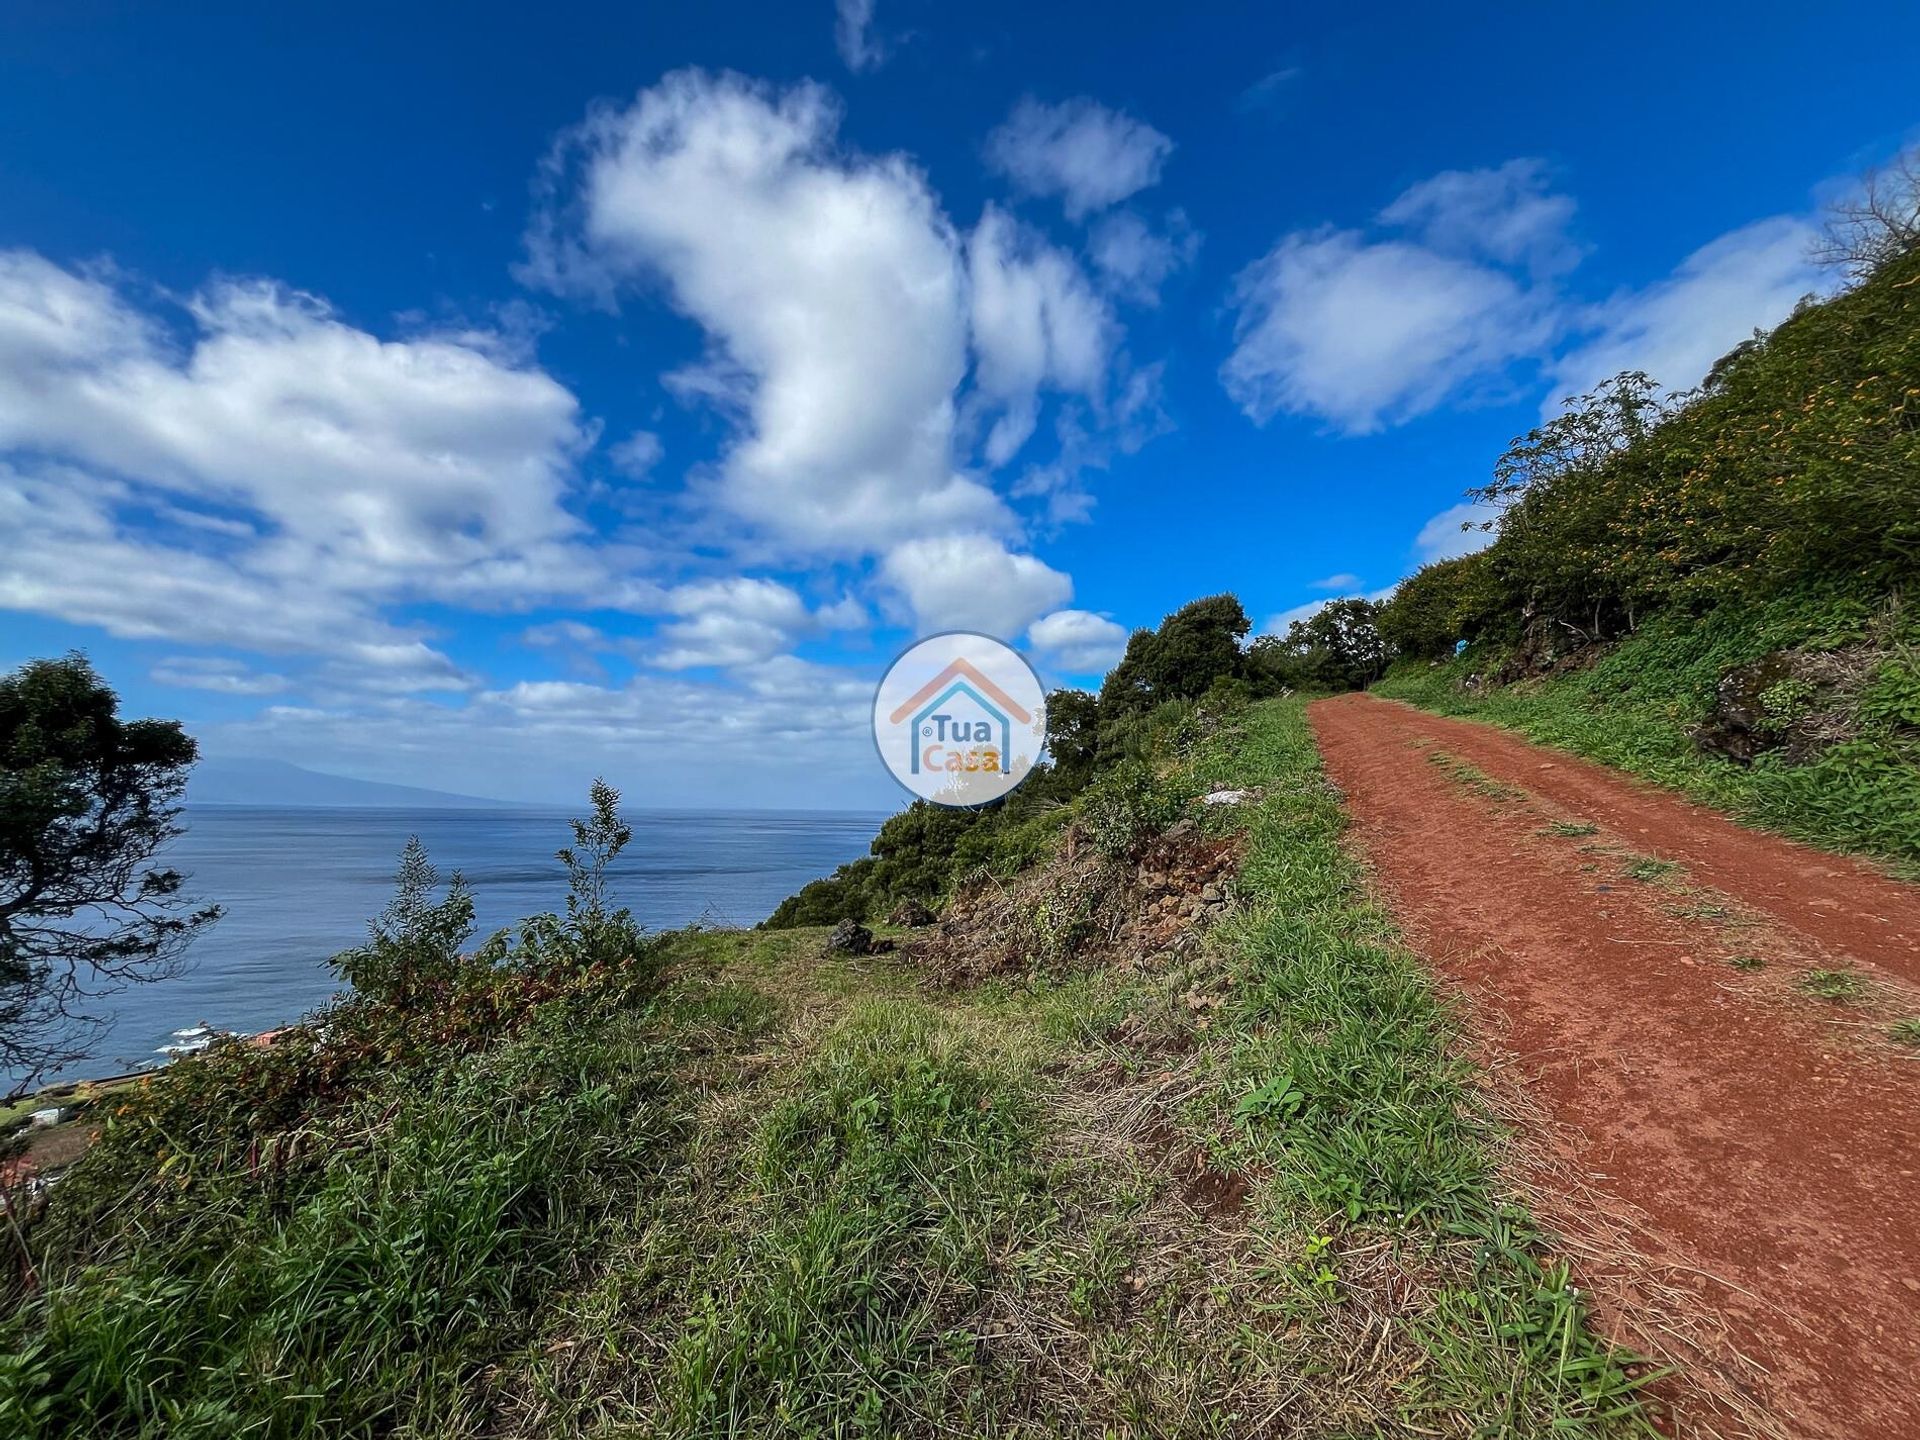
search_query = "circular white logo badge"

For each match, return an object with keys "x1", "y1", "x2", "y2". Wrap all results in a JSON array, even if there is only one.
[{"x1": 872, "y1": 631, "x2": 1048, "y2": 807}]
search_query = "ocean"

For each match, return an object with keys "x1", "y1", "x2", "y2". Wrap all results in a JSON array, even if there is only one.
[{"x1": 29, "y1": 805, "x2": 884, "y2": 1086}]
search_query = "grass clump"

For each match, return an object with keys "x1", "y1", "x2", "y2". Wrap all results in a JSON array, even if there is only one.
[
  {"x1": 1796, "y1": 968, "x2": 1867, "y2": 1002},
  {"x1": 1888, "y1": 1018, "x2": 1920, "y2": 1047},
  {"x1": 1623, "y1": 856, "x2": 1683, "y2": 884},
  {"x1": 1426, "y1": 749, "x2": 1521, "y2": 801},
  {"x1": 1729, "y1": 956, "x2": 1767, "y2": 973},
  {"x1": 1544, "y1": 820, "x2": 1600, "y2": 837}
]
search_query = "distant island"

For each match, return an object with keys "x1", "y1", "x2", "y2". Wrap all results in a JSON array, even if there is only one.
[{"x1": 187, "y1": 757, "x2": 519, "y2": 809}]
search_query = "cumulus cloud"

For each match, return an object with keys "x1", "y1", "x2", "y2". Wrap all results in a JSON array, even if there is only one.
[
  {"x1": 880, "y1": 533, "x2": 1072, "y2": 637},
  {"x1": 0, "y1": 253, "x2": 591, "y2": 597},
  {"x1": 1545, "y1": 215, "x2": 1825, "y2": 411},
  {"x1": 1087, "y1": 209, "x2": 1198, "y2": 304},
  {"x1": 1027, "y1": 608, "x2": 1128, "y2": 673},
  {"x1": 0, "y1": 462, "x2": 475, "y2": 690},
  {"x1": 651, "y1": 576, "x2": 861, "y2": 670},
  {"x1": 523, "y1": 72, "x2": 1167, "y2": 638},
  {"x1": 0, "y1": 250, "x2": 635, "y2": 694},
  {"x1": 834, "y1": 0, "x2": 886, "y2": 72},
  {"x1": 1222, "y1": 160, "x2": 1837, "y2": 439},
  {"x1": 1223, "y1": 228, "x2": 1556, "y2": 433},
  {"x1": 967, "y1": 205, "x2": 1116, "y2": 464},
  {"x1": 533, "y1": 77, "x2": 1009, "y2": 548},
  {"x1": 524, "y1": 71, "x2": 1008, "y2": 557},
  {"x1": 1221, "y1": 161, "x2": 1583, "y2": 433},
  {"x1": 1413, "y1": 499, "x2": 1502, "y2": 563},
  {"x1": 985, "y1": 98, "x2": 1173, "y2": 220},
  {"x1": 1379, "y1": 159, "x2": 1581, "y2": 274}
]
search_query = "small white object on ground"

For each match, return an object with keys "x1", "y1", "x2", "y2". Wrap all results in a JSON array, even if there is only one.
[{"x1": 1201, "y1": 789, "x2": 1253, "y2": 806}]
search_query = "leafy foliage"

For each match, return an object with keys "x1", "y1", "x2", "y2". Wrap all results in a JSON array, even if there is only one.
[
  {"x1": 1264, "y1": 598, "x2": 1390, "y2": 691},
  {"x1": 329, "y1": 837, "x2": 477, "y2": 1010},
  {"x1": 1380, "y1": 246, "x2": 1920, "y2": 661},
  {"x1": 0, "y1": 784, "x2": 687, "y2": 1439},
  {"x1": 768, "y1": 595, "x2": 1255, "y2": 929},
  {"x1": 1377, "y1": 594, "x2": 1920, "y2": 865},
  {"x1": 1096, "y1": 594, "x2": 1250, "y2": 721},
  {"x1": 0, "y1": 655, "x2": 220, "y2": 1094}
]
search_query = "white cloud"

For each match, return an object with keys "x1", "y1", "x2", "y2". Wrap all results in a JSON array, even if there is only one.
[
  {"x1": 834, "y1": 0, "x2": 886, "y2": 72},
  {"x1": 1379, "y1": 159, "x2": 1581, "y2": 274},
  {"x1": 609, "y1": 428, "x2": 663, "y2": 477},
  {"x1": 0, "y1": 462, "x2": 473, "y2": 689},
  {"x1": 1223, "y1": 228, "x2": 1555, "y2": 433},
  {"x1": 204, "y1": 656, "x2": 897, "y2": 809},
  {"x1": 1413, "y1": 499, "x2": 1502, "y2": 563},
  {"x1": 880, "y1": 533, "x2": 1072, "y2": 637},
  {"x1": 1311, "y1": 572, "x2": 1362, "y2": 590},
  {"x1": 151, "y1": 656, "x2": 291, "y2": 696},
  {"x1": 651, "y1": 576, "x2": 860, "y2": 670},
  {"x1": 0, "y1": 250, "x2": 634, "y2": 695},
  {"x1": 1087, "y1": 209, "x2": 1198, "y2": 304},
  {"x1": 0, "y1": 255, "x2": 592, "y2": 598},
  {"x1": 1027, "y1": 608, "x2": 1128, "y2": 673},
  {"x1": 985, "y1": 98, "x2": 1173, "y2": 221},
  {"x1": 1545, "y1": 215, "x2": 1825, "y2": 411},
  {"x1": 1222, "y1": 161, "x2": 1585, "y2": 433},
  {"x1": 525, "y1": 71, "x2": 1007, "y2": 556},
  {"x1": 967, "y1": 205, "x2": 1116, "y2": 464}
]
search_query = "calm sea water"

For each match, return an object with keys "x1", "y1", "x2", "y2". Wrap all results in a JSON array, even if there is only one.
[{"x1": 33, "y1": 805, "x2": 882, "y2": 1086}]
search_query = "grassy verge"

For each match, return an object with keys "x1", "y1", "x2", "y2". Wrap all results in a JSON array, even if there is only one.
[{"x1": 1375, "y1": 594, "x2": 1920, "y2": 868}]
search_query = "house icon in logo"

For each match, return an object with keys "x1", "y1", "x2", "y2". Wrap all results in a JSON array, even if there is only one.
[{"x1": 887, "y1": 657, "x2": 1035, "y2": 776}]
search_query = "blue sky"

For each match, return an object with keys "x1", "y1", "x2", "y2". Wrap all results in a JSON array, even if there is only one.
[{"x1": 2, "y1": 1, "x2": 1915, "y2": 807}]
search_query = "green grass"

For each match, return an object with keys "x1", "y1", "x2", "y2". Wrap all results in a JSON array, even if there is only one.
[
  {"x1": 1426, "y1": 749, "x2": 1522, "y2": 801},
  {"x1": 1623, "y1": 856, "x2": 1683, "y2": 884},
  {"x1": 1729, "y1": 956, "x2": 1767, "y2": 973},
  {"x1": 1889, "y1": 1018, "x2": 1920, "y2": 1048},
  {"x1": 1376, "y1": 595, "x2": 1920, "y2": 870},
  {"x1": 1542, "y1": 821, "x2": 1600, "y2": 838},
  {"x1": 1796, "y1": 968, "x2": 1867, "y2": 1003}
]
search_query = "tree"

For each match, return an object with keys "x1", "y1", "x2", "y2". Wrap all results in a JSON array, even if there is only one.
[
  {"x1": 1096, "y1": 595, "x2": 1250, "y2": 719},
  {"x1": 1144, "y1": 594, "x2": 1250, "y2": 700},
  {"x1": 1041, "y1": 688, "x2": 1101, "y2": 790},
  {"x1": 1, "y1": 655, "x2": 221, "y2": 1095},
  {"x1": 330, "y1": 836, "x2": 475, "y2": 1009},
  {"x1": 1813, "y1": 147, "x2": 1920, "y2": 281},
  {"x1": 1378, "y1": 553, "x2": 1496, "y2": 659},
  {"x1": 1282, "y1": 599, "x2": 1389, "y2": 690}
]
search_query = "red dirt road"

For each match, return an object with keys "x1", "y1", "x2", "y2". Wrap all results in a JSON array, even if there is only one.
[{"x1": 1308, "y1": 694, "x2": 1920, "y2": 1440}]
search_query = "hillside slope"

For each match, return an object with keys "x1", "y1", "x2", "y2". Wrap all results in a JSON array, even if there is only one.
[
  {"x1": 0, "y1": 699, "x2": 1655, "y2": 1439},
  {"x1": 1372, "y1": 244, "x2": 1920, "y2": 870}
]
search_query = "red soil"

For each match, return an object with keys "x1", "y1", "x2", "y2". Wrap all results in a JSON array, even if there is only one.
[{"x1": 1309, "y1": 693, "x2": 1920, "y2": 1440}]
